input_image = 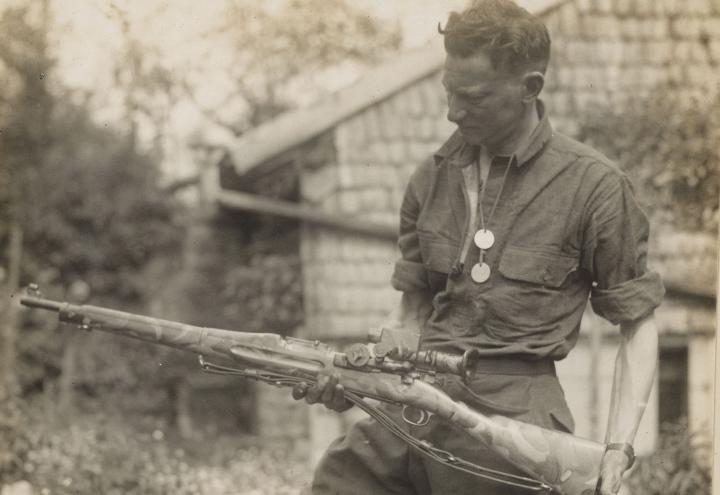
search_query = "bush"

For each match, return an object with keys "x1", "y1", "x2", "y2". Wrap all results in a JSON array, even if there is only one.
[
  {"x1": 625, "y1": 419, "x2": 711, "y2": 495},
  {"x1": 1, "y1": 399, "x2": 310, "y2": 494},
  {"x1": 221, "y1": 253, "x2": 304, "y2": 335},
  {"x1": 577, "y1": 89, "x2": 719, "y2": 233},
  {"x1": 0, "y1": 398, "x2": 30, "y2": 479}
]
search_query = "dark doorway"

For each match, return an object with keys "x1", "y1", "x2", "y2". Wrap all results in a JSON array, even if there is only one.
[{"x1": 658, "y1": 345, "x2": 688, "y2": 425}]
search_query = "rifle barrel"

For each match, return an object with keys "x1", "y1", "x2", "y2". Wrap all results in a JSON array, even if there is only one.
[{"x1": 20, "y1": 296, "x2": 64, "y2": 312}]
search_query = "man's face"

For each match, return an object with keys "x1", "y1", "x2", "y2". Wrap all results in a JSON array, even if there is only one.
[{"x1": 442, "y1": 51, "x2": 527, "y2": 149}]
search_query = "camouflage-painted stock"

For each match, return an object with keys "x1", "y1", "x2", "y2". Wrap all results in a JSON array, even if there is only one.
[{"x1": 20, "y1": 294, "x2": 604, "y2": 494}]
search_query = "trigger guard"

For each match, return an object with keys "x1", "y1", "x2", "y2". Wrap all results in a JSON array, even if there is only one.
[{"x1": 401, "y1": 405, "x2": 432, "y2": 427}]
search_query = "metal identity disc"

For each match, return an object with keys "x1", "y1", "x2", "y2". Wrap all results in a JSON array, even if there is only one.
[
  {"x1": 474, "y1": 229, "x2": 495, "y2": 250},
  {"x1": 471, "y1": 262, "x2": 491, "y2": 283}
]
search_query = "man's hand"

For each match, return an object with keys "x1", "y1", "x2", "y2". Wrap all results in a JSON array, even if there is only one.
[
  {"x1": 596, "y1": 449, "x2": 631, "y2": 494},
  {"x1": 291, "y1": 372, "x2": 353, "y2": 413}
]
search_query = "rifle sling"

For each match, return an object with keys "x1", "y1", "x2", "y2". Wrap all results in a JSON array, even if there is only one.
[
  {"x1": 198, "y1": 357, "x2": 553, "y2": 493},
  {"x1": 344, "y1": 392, "x2": 552, "y2": 492}
]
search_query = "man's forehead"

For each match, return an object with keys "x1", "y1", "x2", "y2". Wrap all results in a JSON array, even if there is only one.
[
  {"x1": 445, "y1": 51, "x2": 496, "y2": 71},
  {"x1": 442, "y1": 52, "x2": 523, "y2": 90},
  {"x1": 441, "y1": 74, "x2": 487, "y2": 94},
  {"x1": 442, "y1": 55, "x2": 497, "y2": 90}
]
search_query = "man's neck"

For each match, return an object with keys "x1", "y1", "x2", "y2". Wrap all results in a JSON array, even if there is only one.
[{"x1": 486, "y1": 102, "x2": 540, "y2": 157}]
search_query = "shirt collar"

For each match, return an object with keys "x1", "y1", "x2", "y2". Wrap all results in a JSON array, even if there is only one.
[{"x1": 433, "y1": 99, "x2": 553, "y2": 168}]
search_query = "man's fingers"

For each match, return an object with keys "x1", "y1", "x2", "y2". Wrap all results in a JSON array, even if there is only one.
[
  {"x1": 305, "y1": 375, "x2": 327, "y2": 404},
  {"x1": 326, "y1": 374, "x2": 352, "y2": 412},
  {"x1": 330, "y1": 384, "x2": 352, "y2": 412},
  {"x1": 321, "y1": 374, "x2": 338, "y2": 404},
  {"x1": 597, "y1": 450, "x2": 629, "y2": 494},
  {"x1": 290, "y1": 374, "x2": 352, "y2": 412},
  {"x1": 601, "y1": 475, "x2": 622, "y2": 495},
  {"x1": 598, "y1": 481, "x2": 621, "y2": 495},
  {"x1": 291, "y1": 382, "x2": 309, "y2": 400}
]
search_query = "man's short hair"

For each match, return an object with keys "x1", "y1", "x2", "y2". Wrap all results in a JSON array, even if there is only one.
[{"x1": 439, "y1": 0, "x2": 551, "y2": 74}]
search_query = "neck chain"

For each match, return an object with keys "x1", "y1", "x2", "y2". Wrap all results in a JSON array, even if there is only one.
[{"x1": 471, "y1": 154, "x2": 513, "y2": 284}]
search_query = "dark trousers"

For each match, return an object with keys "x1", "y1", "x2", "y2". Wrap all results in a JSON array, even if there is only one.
[{"x1": 310, "y1": 368, "x2": 574, "y2": 495}]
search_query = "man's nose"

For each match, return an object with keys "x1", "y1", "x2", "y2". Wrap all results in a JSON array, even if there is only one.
[{"x1": 447, "y1": 95, "x2": 467, "y2": 123}]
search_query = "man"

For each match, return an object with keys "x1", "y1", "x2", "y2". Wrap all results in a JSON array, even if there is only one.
[{"x1": 293, "y1": 1, "x2": 665, "y2": 494}]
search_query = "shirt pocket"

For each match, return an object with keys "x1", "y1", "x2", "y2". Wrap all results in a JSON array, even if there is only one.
[
  {"x1": 498, "y1": 245, "x2": 579, "y2": 289},
  {"x1": 486, "y1": 246, "x2": 582, "y2": 336},
  {"x1": 417, "y1": 231, "x2": 459, "y2": 292}
]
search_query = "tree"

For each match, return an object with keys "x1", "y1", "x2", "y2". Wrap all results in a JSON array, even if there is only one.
[
  {"x1": 0, "y1": 1, "x2": 54, "y2": 402},
  {"x1": 188, "y1": 0, "x2": 402, "y2": 132},
  {"x1": 0, "y1": 3, "x2": 185, "y2": 406},
  {"x1": 577, "y1": 89, "x2": 719, "y2": 234},
  {"x1": 1, "y1": 0, "x2": 402, "y2": 434},
  {"x1": 105, "y1": 3, "x2": 186, "y2": 153}
]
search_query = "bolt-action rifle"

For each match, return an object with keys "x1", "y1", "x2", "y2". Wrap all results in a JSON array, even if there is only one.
[{"x1": 20, "y1": 285, "x2": 604, "y2": 495}]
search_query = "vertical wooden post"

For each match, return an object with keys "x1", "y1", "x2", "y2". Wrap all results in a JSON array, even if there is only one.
[
  {"x1": 57, "y1": 333, "x2": 79, "y2": 414},
  {"x1": 713, "y1": 228, "x2": 720, "y2": 491},
  {"x1": 176, "y1": 380, "x2": 195, "y2": 440},
  {"x1": 0, "y1": 223, "x2": 23, "y2": 402},
  {"x1": 589, "y1": 323, "x2": 602, "y2": 440}
]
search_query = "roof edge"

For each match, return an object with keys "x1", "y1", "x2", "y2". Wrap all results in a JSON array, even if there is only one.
[
  {"x1": 227, "y1": 0, "x2": 571, "y2": 174},
  {"x1": 229, "y1": 42, "x2": 445, "y2": 174}
]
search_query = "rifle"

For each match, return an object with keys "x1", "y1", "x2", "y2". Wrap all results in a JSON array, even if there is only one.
[{"x1": 20, "y1": 285, "x2": 604, "y2": 495}]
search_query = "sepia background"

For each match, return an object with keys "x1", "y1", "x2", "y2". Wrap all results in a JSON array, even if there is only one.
[{"x1": 0, "y1": 0, "x2": 717, "y2": 494}]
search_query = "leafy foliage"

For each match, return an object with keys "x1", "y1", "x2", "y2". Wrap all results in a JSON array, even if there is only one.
[
  {"x1": 1, "y1": 401, "x2": 309, "y2": 494},
  {"x1": 577, "y1": 89, "x2": 719, "y2": 233},
  {"x1": 0, "y1": 397, "x2": 29, "y2": 477},
  {"x1": 0, "y1": 6, "x2": 184, "y2": 303},
  {"x1": 0, "y1": 2, "x2": 399, "y2": 479},
  {"x1": 221, "y1": 252, "x2": 304, "y2": 335},
  {"x1": 171, "y1": 209, "x2": 304, "y2": 337},
  {"x1": 0, "y1": 4, "x2": 54, "y2": 228},
  {"x1": 625, "y1": 419, "x2": 711, "y2": 495},
  {"x1": 19, "y1": 102, "x2": 184, "y2": 300},
  {"x1": 0, "y1": 4, "x2": 185, "y2": 400},
  {"x1": 196, "y1": 0, "x2": 402, "y2": 130}
]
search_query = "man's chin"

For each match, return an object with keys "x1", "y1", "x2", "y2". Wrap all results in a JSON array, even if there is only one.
[{"x1": 458, "y1": 127, "x2": 486, "y2": 146}]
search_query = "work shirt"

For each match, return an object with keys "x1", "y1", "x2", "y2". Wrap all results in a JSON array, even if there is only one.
[{"x1": 391, "y1": 102, "x2": 665, "y2": 359}]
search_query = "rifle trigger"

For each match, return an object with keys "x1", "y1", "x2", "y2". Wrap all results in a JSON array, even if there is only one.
[{"x1": 401, "y1": 405, "x2": 433, "y2": 427}]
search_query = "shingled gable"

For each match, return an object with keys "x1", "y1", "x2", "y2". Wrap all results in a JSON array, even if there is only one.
[
  {"x1": 227, "y1": 42, "x2": 444, "y2": 175},
  {"x1": 226, "y1": 0, "x2": 569, "y2": 175}
]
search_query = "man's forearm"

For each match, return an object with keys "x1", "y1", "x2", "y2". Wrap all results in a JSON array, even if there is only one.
[{"x1": 605, "y1": 313, "x2": 658, "y2": 446}]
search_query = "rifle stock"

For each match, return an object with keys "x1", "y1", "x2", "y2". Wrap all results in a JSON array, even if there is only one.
[{"x1": 20, "y1": 293, "x2": 603, "y2": 494}]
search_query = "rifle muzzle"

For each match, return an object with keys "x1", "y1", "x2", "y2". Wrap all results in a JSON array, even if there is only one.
[{"x1": 19, "y1": 295, "x2": 65, "y2": 313}]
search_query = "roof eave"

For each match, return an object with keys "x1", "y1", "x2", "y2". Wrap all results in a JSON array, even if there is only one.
[{"x1": 228, "y1": 42, "x2": 445, "y2": 174}]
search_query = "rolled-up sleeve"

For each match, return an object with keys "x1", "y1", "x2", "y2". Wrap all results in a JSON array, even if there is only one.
[
  {"x1": 583, "y1": 172, "x2": 665, "y2": 325},
  {"x1": 391, "y1": 178, "x2": 429, "y2": 292}
]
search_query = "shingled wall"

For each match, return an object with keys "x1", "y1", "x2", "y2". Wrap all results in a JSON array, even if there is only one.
[
  {"x1": 300, "y1": 75, "x2": 453, "y2": 342},
  {"x1": 286, "y1": 0, "x2": 720, "y2": 462},
  {"x1": 543, "y1": 0, "x2": 720, "y2": 135}
]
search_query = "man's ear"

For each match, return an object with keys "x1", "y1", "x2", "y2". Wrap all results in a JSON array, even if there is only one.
[{"x1": 522, "y1": 71, "x2": 545, "y2": 103}]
